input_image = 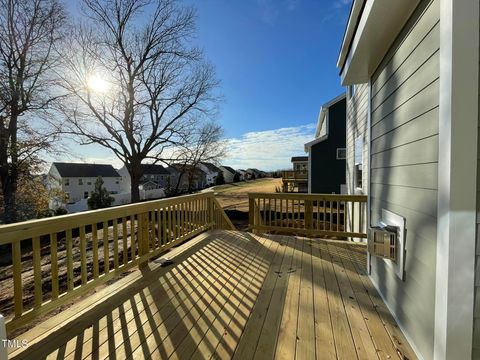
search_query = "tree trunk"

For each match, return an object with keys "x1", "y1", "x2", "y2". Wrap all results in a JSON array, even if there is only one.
[
  {"x1": 128, "y1": 159, "x2": 142, "y2": 203},
  {"x1": 3, "y1": 177, "x2": 17, "y2": 223}
]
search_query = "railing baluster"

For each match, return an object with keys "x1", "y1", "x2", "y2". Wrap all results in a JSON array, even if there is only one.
[
  {"x1": 80, "y1": 226, "x2": 87, "y2": 284},
  {"x1": 92, "y1": 223, "x2": 99, "y2": 279},
  {"x1": 113, "y1": 219, "x2": 119, "y2": 270},
  {"x1": 12, "y1": 241, "x2": 22, "y2": 317},
  {"x1": 32, "y1": 236, "x2": 42, "y2": 307},
  {"x1": 66, "y1": 229, "x2": 74, "y2": 292},
  {"x1": 130, "y1": 215, "x2": 136, "y2": 259},
  {"x1": 122, "y1": 217, "x2": 128, "y2": 265},
  {"x1": 103, "y1": 221, "x2": 109, "y2": 274},
  {"x1": 50, "y1": 232, "x2": 59, "y2": 299}
]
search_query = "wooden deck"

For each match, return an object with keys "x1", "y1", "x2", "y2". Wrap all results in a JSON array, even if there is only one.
[{"x1": 9, "y1": 230, "x2": 416, "y2": 360}]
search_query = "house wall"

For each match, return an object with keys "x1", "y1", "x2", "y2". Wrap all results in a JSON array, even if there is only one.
[
  {"x1": 310, "y1": 98, "x2": 346, "y2": 194},
  {"x1": 221, "y1": 168, "x2": 235, "y2": 183},
  {"x1": 368, "y1": 0, "x2": 439, "y2": 358},
  {"x1": 62, "y1": 176, "x2": 122, "y2": 203}
]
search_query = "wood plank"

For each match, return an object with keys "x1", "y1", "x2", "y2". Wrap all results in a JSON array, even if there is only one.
[
  {"x1": 50, "y1": 233, "x2": 59, "y2": 300},
  {"x1": 92, "y1": 224, "x2": 99, "y2": 279},
  {"x1": 232, "y1": 235, "x2": 289, "y2": 360},
  {"x1": 327, "y1": 243, "x2": 378, "y2": 360},
  {"x1": 253, "y1": 236, "x2": 296, "y2": 360},
  {"x1": 32, "y1": 236, "x2": 43, "y2": 307},
  {"x1": 12, "y1": 241, "x2": 23, "y2": 317},
  {"x1": 103, "y1": 221, "x2": 109, "y2": 274},
  {"x1": 311, "y1": 239, "x2": 336, "y2": 359},
  {"x1": 274, "y1": 237, "x2": 304, "y2": 359},
  {"x1": 318, "y1": 241, "x2": 358, "y2": 359},
  {"x1": 295, "y1": 239, "x2": 316, "y2": 359},
  {"x1": 66, "y1": 230, "x2": 74, "y2": 292},
  {"x1": 80, "y1": 226, "x2": 87, "y2": 284},
  {"x1": 213, "y1": 236, "x2": 278, "y2": 359}
]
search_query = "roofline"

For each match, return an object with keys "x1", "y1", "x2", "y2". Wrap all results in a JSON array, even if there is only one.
[
  {"x1": 337, "y1": 0, "x2": 367, "y2": 71},
  {"x1": 304, "y1": 133, "x2": 328, "y2": 151},
  {"x1": 315, "y1": 93, "x2": 346, "y2": 138}
]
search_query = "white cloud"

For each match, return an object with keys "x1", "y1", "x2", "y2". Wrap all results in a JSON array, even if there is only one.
[
  {"x1": 332, "y1": 0, "x2": 351, "y2": 9},
  {"x1": 223, "y1": 123, "x2": 315, "y2": 171}
]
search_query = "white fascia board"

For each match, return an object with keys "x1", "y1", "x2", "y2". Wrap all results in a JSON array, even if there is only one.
[
  {"x1": 340, "y1": 0, "x2": 420, "y2": 86},
  {"x1": 337, "y1": 0, "x2": 366, "y2": 69}
]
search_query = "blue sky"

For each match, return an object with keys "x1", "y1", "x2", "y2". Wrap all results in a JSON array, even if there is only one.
[{"x1": 61, "y1": 0, "x2": 351, "y2": 171}]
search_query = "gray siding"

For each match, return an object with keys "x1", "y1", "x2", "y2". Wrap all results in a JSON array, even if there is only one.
[
  {"x1": 346, "y1": 83, "x2": 369, "y2": 238},
  {"x1": 369, "y1": 0, "x2": 439, "y2": 359},
  {"x1": 475, "y1": 0, "x2": 480, "y2": 357}
]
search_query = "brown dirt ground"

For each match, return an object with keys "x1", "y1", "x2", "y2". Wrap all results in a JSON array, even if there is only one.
[{"x1": 211, "y1": 178, "x2": 282, "y2": 212}]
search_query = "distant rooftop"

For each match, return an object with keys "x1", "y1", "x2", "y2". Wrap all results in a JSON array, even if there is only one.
[
  {"x1": 141, "y1": 164, "x2": 170, "y2": 175},
  {"x1": 291, "y1": 156, "x2": 308, "y2": 162},
  {"x1": 52, "y1": 162, "x2": 120, "y2": 178}
]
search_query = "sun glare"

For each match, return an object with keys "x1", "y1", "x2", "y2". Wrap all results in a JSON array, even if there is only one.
[{"x1": 87, "y1": 75, "x2": 109, "y2": 93}]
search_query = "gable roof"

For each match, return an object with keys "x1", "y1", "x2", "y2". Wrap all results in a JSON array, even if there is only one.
[
  {"x1": 141, "y1": 164, "x2": 170, "y2": 175},
  {"x1": 200, "y1": 162, "x2": 221, "y2": 173},
  {"x1": 52, "y1": 162, "x2": 120, "y2": 178},
  {"x1": 221, "y1": 166, "x2": 236, "y2": 175}
]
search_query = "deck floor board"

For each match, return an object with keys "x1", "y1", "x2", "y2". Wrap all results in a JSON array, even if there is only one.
[{"x1": 10, "y1": 230, "x2": 417, "y2": 360}]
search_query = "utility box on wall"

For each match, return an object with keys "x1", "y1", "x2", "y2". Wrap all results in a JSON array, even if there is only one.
[{"x1": 368, "y1": 209, "x2": 406, "y2": 280}]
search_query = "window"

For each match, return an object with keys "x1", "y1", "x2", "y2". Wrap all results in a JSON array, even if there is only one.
[
  {"x1": 354, "y1": 137, "x2": 364, "y2": 189},
  {"x1": 64, "y1": 179, "x2": 69, "y2": 186},
  {"x1": 78, "y1": 179, "x2": 83, "y2": 185},
  {"x1": 115, "y1": 181, "x2": 119, "y2": 184},
  {"x1": 87, "y1": 181, "x2": 91, "y2": 185},
  {"x1": 84, "y1": 191, "x2": 89, "y2": 199},
  {"x1": 336, "y1": 148, "x2": 346, "y2": 160}
]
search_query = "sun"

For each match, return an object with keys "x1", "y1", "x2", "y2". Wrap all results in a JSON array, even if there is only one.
[{"x1": 87, "y1": 74, "x2": 109, "y2": 93}]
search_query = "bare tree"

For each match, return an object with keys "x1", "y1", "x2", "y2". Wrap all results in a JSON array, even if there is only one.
[
  {"x1": 60, "y1": 0, "x2": 220, "y2": 202},
  {"x1": 0, "y1": 0, "x2": 66, "y2": 223},
  {"x1": 170, "y1": 121, "x2": 226, "y2": 194}
]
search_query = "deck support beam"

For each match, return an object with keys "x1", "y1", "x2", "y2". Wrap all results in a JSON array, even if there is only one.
[{"x1": 434, "y1": 0, "x2": 479, "y2": 359}]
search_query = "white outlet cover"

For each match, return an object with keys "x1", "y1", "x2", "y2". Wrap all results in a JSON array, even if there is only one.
[{"x1": 379, "y1": 209, "x2": 406, "y2": 280}]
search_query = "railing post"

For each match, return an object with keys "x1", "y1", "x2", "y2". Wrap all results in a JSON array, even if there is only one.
[
  {"x1": 208, "y1": 195, "x2": 215, "y2": 229},
  {"x1": 249, "y1": 196, "x2": 255, "y2": 232},
  {"x1": 305, "y1": 199, "x2": 313, "y2": 234},
  {"x1": 138, "y1": 212, "x2": 149, "y2": 268}
]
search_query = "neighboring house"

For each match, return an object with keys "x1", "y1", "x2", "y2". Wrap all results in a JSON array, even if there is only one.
[
  {"x1": 338, "y1": 0, "x2": 479, "y2": 359},
  {"x1": 167, "y1": 164, "x2": 208, "y2": 191},
  {"x1": 282, "y1": 156, "x2": 308, "y2": 192},
  {"x1": 198, "y1": 162, "x2": 221, "y2": 185},
  {"x1": 48, "y1": 162, "x2": 122, "y2": 204},
  {"x1": 304, "y1": 93, "x2": 347, "y2": 194},
  {"x1": 236, "y1": 169, "x2": 246, "y2": 181},
  {"x1": 118, "y1": 164, "x2": 171, "y2": 193},
  {"x1": 245, "y1": 168, "x2": 266, "y2": 179},
  {"x1": 219, "y1": 166, "x2": 236, "y2": 183}
]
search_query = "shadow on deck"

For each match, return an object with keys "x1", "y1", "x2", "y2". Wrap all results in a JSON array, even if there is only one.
[{"x1": 9, "y1": 230, "x2": 416, "y2": 360}]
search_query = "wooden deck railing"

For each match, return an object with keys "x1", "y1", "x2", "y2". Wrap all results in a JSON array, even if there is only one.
[
  {"x1": 248, "y1": 193, "x2": 367, "y2": 239},
  {"x1": 0, "y1": 192, "x2": 234, "y2": 334},
  {"x1": 282, "y1": 170, "x2": 308, "y2": 181}
]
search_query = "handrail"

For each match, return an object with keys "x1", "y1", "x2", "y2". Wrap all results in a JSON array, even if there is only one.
[
  {"x1": 0, "y1": 192, "x2": 233, "y2": 334},
  {"x1": 248, "y1": 193, "x2": 367, "y2": 239}
]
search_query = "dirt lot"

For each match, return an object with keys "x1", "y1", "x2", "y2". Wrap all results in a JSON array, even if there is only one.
[
  {"x1": 208, "y1": 178, "x2": 282, "y2": 231},
  {"x1": 210, "y1": 178, "x2": 282, "y2": 211}
]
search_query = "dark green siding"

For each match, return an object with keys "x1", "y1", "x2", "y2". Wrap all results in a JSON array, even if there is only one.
[{"x1": 310, "y1": 98, "x2": 346, "y2": 194}]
